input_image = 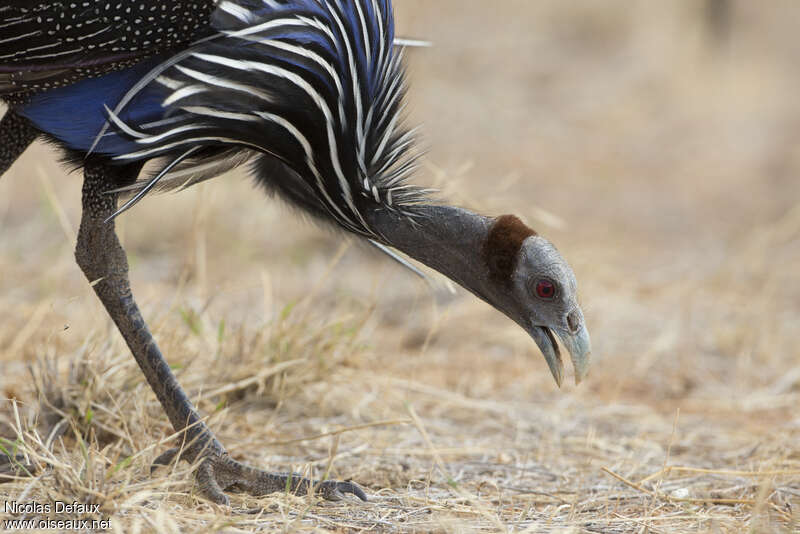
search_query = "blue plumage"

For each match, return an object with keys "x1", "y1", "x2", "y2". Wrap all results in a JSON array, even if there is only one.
[
  {"x1": 17, "y1": 58, "x2": 169, "y2": 155},
  {"x1": 13, "y1": 0, "x2": 397, "y2": 164},
  {"x1": 71, "y1": 0, "x2": 417, "y2": 237}
]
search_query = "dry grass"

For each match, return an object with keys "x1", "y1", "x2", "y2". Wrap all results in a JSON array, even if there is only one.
[{"x1": 1, "y1": 1, "x2": 799, "y2": 532}]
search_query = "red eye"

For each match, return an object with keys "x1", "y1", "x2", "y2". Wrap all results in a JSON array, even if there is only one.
[{"x1": 535, "y1": 279, "x2": 556, "y2": 300}]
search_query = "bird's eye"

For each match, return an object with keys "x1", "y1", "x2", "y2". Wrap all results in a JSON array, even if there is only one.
[{"x1": 534, "y1": 279, "x2": 556, "y2": 300}]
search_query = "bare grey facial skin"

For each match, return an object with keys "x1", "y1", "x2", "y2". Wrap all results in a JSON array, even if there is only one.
[{"x1": 509, "y1": 234, "x2": 591, "y2": 386}]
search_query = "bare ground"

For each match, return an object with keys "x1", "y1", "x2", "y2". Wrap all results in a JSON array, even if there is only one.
[{"x1": 1, "y1": 1, "x2": 799, "y2": 532}]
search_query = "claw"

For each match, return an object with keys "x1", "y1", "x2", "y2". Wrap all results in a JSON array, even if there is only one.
[
  {"x1": 318, "y1": 480, "x2": 368, "y2": 502},
  {"x1": 337, "y1": 481, "x2": 367, "y2": 502}
]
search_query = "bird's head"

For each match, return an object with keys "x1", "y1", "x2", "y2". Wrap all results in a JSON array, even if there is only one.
[
  {"x1": 367, "y1": 207, "x2": 591, "y2": 387},
  {"x1": 481, "y1": 215, "x2": 591, "y2": 386}
]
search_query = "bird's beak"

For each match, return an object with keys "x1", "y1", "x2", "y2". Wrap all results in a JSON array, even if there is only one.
[
  {"x1": 530, "y1": 326, "x2": 564, "y2": 387},
  {"x1": 556, "y1": 324, "x2": 591, "y2": 385},
  {"x1": 529, "y1": 324, "x2": 592, "y2": 387}
]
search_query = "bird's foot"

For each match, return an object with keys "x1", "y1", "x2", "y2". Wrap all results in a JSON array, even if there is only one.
[{"x1": 152, "y1": 448, "x2": 367, "y2": 505}]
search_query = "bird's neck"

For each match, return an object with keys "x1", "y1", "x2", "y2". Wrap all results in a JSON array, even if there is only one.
[{"x1": 367, "y1": 205, "x2": 495, "y2": 298}]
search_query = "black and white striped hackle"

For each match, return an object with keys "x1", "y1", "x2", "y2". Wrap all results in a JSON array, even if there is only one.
[{"x1": 101, "y1": 0, "x2": 426, "y2": 242}]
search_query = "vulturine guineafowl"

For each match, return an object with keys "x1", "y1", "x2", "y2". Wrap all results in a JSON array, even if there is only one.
[{"x1": 0, "y1": 0, "x2": 592, "y2": 504}]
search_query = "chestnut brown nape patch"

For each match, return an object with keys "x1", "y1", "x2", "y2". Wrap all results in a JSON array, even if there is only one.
[{"x1": 484, "y1": 214, "x2": 537, "y2": 285}]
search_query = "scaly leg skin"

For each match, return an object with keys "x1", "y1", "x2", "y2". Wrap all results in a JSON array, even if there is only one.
[
  {"x1": 0, "y1": 110, "x2": 39, "y2": 178},
  {"x1": 75, "y1": 158, "x2": 366, "y2": 505}
]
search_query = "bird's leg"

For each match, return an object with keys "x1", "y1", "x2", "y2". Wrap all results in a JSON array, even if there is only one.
[
  {"x1": 0, "y1": 111, "x2": 38, "y2": 177},
  {"x1": 75, "y1": 159, "x2": 366, "y2": 505}
]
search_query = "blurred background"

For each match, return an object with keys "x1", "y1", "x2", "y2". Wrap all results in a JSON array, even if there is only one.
[{"x1": 1, "y1": 0, "x2": 798, "y2": 531}]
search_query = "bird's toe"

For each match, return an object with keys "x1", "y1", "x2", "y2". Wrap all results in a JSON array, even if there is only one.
[
  {"x1": 150, "y1": 450, "x2": 369, "y2": 504},
  {"x1": 150, "y1": 447, "x2": 181, "y2": 474}
]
